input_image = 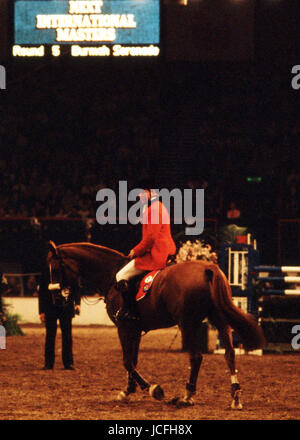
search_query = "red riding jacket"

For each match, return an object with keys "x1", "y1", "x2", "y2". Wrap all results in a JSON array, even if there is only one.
[{"x1": 133, "y1": 199, "x2": 176, "y2": 271}]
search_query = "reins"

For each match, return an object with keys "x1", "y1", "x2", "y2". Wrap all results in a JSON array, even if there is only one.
[
  {"x1": 82, "y1": 296, "x2": 105, "y2": 306},
  {"x1": 55, "y1": 249, "x2": 122, "y2": 305}
]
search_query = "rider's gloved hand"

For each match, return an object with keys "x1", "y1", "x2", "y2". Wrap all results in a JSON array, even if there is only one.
[{"x1": 128, "y1": 250, "x2": 135, "y2": 259}]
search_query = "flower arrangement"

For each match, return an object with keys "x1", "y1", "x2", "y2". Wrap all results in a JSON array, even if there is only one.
[{"x1": 176, "y1": 240, "x2": 218, "y2": 264}]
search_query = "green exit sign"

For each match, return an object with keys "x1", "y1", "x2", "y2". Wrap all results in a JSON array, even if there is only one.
[{"x1": 247, "y1": 177, "x2": 262, "y2": 183}]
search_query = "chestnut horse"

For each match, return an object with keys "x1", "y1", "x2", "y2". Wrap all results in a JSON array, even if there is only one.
[{"x1": 47, "y1": 241, "x2": 265, "y2": 409}]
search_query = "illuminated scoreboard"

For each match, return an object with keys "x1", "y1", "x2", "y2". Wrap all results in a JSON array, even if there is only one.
[{"x1": 12, "y1": 0, "x2": 160, "y2": 57}]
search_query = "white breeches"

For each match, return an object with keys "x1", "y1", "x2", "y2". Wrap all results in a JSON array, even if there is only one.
[{"x1": 116, "y1": 259, "x2": 145, "y2": 282}]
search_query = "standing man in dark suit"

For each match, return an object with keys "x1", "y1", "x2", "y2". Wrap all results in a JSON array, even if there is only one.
[{"x1": 38, "y1": 267, "x2": 81, "y2": 370}]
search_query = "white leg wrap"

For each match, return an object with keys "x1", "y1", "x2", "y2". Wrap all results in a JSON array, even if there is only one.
[{"x1": 231, "y1": 374, "x2": 239, "y2": 384}]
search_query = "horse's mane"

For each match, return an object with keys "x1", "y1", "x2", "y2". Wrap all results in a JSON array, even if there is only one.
[
  {"x1": 57, "y1": 242, "x2": 127, "y2": 262},
  {"x1": 52, "y1": 243, "x2": 127, "y2": 293}
]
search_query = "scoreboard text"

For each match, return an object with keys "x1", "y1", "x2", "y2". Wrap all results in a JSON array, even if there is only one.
[{"x1": 13, "y1": 0, "x2": 160, "y2": 57}]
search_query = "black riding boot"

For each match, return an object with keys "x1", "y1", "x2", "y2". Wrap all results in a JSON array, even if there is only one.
[{"x1": 115, "y1": 280, "x2": 140, "y2": 322}]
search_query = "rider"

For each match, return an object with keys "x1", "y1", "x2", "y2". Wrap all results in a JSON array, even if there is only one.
[{"x1": 115, "y1": 181, "x2": 176, "y2": 322}]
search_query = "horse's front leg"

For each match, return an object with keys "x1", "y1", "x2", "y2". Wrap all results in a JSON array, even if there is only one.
[
  {"x1": 132, "y1": 370, "x2": 164, "y2": 401},
  {"x1": 117, "y1": 324, "x2": 164, "y2": 402},
  {"x1": 116, "y1": 324, "x2": 141, "y2": 401}
]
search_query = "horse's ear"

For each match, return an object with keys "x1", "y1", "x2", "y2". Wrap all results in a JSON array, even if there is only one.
[{"x1": 48, "y1": 240, "x2": 59, "y2": 257}]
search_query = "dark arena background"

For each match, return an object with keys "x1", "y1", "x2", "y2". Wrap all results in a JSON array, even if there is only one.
[{"x1": 1, "y1": 0, "x2": 300, "y2": 426}]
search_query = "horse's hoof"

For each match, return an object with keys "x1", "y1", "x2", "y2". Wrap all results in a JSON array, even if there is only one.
[
  {"x1": 117, "y1": 391, "x2": 130, "y2": 402},
  {"x1": 167, "y1": 397, "x2": 179, "y2": 406},
  {"x1": 231, "y1": 396, "x2": 243, "y2": 409},
  {"x1": 149, "y1": 384, "x2": 164, "y2": 401},
  {"x1": 231, "y1": 390, "x2": 243, "y2": 410},
  {"x1": 167, "y1": 397, "x2": 194, "y2": 407},
  {"x1": 176, "y1": 398, "x2": 194, "y2": 408},
  {"x1": 231, "y1": 400, "x2": 243, "y2": 410}
]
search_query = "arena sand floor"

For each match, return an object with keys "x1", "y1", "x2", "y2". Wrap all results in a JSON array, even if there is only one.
[{"x1": 0, "y1": 326, "x2": 300, "y2": 420}]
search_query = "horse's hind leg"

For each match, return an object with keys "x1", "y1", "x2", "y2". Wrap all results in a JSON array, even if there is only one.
[
  {"x1": 222, "y1": 326, "x2": 242, "y2": 410},
  {"x1": 183, "y1": 350, "x2": 203, "y2": 406},
  {"x1": 210, "y1": 312, "x2": 242, "y2": 410},
  {"x1": 170, "y1": 325, "x2": 203, "y2": 407}
]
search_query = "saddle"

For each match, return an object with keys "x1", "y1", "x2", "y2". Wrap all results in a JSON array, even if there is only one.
[
  {"x1": 115, "y1": 256, "x2": 176, "y2": 323},
  {"x1": 135, "y1": 270, "x2": 161, "y2": 302},
  {"x1": 129, "y1": 255, "x2": 176, "y2": 302}
]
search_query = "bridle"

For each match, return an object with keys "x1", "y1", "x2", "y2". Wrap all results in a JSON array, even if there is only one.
[{"x1": 48, "y1": 251, "x2": 110, "y2": 305}]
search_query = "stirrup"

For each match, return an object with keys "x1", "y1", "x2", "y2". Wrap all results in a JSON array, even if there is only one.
[{"x1": 115, "y1": 279, "x2": 129, "y2": 293}]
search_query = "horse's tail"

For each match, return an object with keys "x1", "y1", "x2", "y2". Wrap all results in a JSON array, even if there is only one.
[{"x1": 206, "y1": 265, "x2": 265, "y2": 351}]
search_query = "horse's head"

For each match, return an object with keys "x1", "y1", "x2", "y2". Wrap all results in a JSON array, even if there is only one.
[
  {"x1": 47, "y1": 241, "x2": 129, "y2": 302},
  {"x1": 47, "y1": 240, "x2": 80, "y2": 305}
]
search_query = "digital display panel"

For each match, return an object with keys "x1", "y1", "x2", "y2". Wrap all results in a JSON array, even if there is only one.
[{"x1": 12, "y1": 0, "x2": 160, "y2": 57}]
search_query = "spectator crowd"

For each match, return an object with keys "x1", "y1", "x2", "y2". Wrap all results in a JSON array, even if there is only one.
[{"x1": 0, "y1": 62, "x2": 299, "y2": 225}]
